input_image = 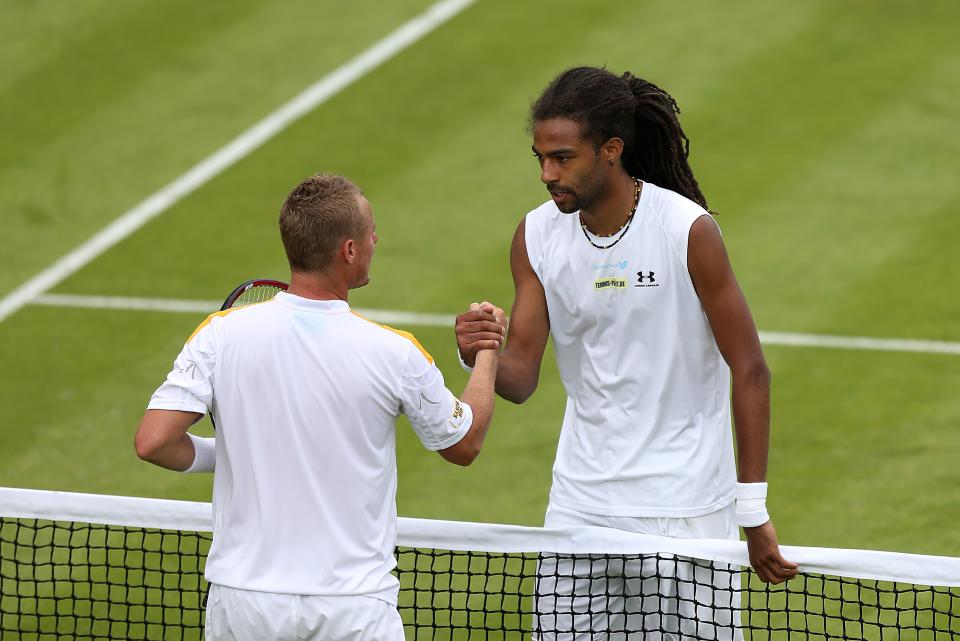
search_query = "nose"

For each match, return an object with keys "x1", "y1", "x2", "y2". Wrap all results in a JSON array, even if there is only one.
[{"x1": 540, "y1": 159, "x2": 557, "y2": 185}]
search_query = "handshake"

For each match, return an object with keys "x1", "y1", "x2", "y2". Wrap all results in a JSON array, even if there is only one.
[{"x1": 455, "y1": 301, "x2": 507, "y2": 369}]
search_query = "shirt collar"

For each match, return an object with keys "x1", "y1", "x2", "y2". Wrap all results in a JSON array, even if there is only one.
[{"x1": 275, "y1": 291, "x2": 350, "y2": 313}]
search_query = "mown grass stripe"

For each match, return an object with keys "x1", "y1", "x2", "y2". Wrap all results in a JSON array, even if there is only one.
[{"x1": 0, "y1": 0, "x2": 475, "y2": 325}]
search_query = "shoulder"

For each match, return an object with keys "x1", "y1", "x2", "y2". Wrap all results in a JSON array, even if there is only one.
[
  {"x1": 645, "y1": 182, "x2": 709, "y2": 229},
  {"x1": 643, "y1": 183, "x2": 713, "y2": 258},
  {"x1": 185, "y1": 300, "x2": 274, "y2": 343},
  {"x1": 348, "y1": 311, "x2": 435, "y2": 365},
  {"x1": 524, "y1": 199, "x2": 563, "y2": 234},
  {"x1": 526, "y1": 198, "x2": 563, "y2": 220},
  {"x1": 523, "y1": 199, "x2": 566, "y2": 262}
]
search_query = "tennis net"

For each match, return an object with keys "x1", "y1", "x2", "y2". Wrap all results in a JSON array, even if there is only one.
[{"x1": 2, "y1": 487, "x2": 958, "y2": 640}]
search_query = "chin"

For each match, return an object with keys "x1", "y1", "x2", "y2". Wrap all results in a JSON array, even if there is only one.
[{"x1": 552, "y1": 194, "x2": 582, "y2": 214}]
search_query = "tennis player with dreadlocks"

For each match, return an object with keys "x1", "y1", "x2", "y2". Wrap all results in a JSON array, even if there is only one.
[{"x1": 456, "y1": 67, "x2": 798, "y2": 638}]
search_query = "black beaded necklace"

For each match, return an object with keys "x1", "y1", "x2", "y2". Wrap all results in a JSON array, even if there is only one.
[{"x1": 579, "y1": 179, "x2": 641, "y2": 250}]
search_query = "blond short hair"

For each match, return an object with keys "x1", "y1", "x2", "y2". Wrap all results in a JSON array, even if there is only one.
[{"x1": 278, "y1": 173, "x2": 364, "y2": 273}]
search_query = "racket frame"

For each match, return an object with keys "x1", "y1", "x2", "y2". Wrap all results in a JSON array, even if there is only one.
[
  {"x1": 220, "y1": 279, "x2": 289, "y2": 311},
  {"x1": 210, "y1": 278, "x2": 288, "y2": 429}
]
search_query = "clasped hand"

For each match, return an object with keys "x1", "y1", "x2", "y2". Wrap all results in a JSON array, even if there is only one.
[{"x1": 455, "y1": 302, "x2": 507, "y2": 367}]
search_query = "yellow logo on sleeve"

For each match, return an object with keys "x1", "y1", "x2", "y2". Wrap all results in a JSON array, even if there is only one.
[{"x1": 449, "y1": 400, "x2": 466, "y2": 429}]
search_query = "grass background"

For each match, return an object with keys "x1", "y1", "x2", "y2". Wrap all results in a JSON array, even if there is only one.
[{"x1": 2, "y1": 0, "x2": 959, "y2": 565}]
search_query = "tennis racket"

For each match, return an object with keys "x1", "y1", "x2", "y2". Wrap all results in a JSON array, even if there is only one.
[
  {"x1": 209, "y1": 279, "x2": 288, "y2": 430},
  {"x1": 220, "y1": 279, "x2": 288, "y2": 310}
]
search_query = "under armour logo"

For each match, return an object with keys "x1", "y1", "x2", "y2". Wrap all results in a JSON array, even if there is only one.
[{"x1": 637, "y1": 271, "x2": 656, "y2": 284}]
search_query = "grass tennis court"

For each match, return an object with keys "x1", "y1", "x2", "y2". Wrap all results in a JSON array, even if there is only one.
[{"x1": 2, "y1": 0, "x2": 959, "y2": 579}]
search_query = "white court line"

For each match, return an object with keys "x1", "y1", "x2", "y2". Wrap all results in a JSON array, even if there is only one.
[
  {"x1": 756, "y1": 331, "x2": 960, "y2": 356},
  {"x1": 30, "y1": 293, "x2": 960, "y2": 356},
  {"x1": 0, "y1": 0, "x2": 475, "y2": 325},
  {"x1": 31, "y1": 293, "x2": 456, "y2": 327},
  {"x1": 34, "y1": 294, "x2": 219, "y2": 315}
]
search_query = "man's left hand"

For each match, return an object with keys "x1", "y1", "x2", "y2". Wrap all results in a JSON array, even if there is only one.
[{"x1": 744, "y1": 521, "x2": 799, "y2": 584}]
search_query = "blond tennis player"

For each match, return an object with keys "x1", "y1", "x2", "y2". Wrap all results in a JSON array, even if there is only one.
[{"x1": 136, "y1": 173, "x2": 504, "y2": 641}]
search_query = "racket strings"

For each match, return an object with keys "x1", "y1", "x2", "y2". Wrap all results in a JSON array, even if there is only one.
[
  {"x1": 221, "y1": 279, "x2": 289, "y2": 311},
  {"x1": 231, "y1": 285, "x2": 284, "y2": 308}
]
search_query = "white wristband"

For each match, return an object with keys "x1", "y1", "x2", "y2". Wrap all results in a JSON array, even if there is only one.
[
  {"x1": 735, "y1": 481, "x2": 770, "y2": 528},
  {"x1": 457, "y1": 349, "x2": 474, "y2": 373},
  {"x1": 183, "y1": 434, "x2": 216, "y2": 473}
]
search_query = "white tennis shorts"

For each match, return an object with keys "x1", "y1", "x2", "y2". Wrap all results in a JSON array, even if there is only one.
[
  {"x1": 535, "y1": 503, "x2": 744, "y2": 641},
  {"x1": 205, "y1": 583, "x2": 405, "y2": 641}
]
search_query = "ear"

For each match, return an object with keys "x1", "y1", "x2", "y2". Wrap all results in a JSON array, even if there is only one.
[
  {"x1": 601, "y1": 137, "x2": 624, "y2": 165},
  {"x1": 342, "y1": 238, "x2": 357, "y2": 264}
]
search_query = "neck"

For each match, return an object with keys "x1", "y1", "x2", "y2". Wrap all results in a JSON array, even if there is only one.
[
  {"x1": 286, "y1": 271, "x2": 349, "y2": 302},
  {"x1": 579, "y1": 173, "x2": 640, "y2": 236}
]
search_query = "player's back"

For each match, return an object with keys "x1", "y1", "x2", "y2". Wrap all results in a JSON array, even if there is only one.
[{"x1": 204, "y1": 292, "x2": 421, "y2": 601}]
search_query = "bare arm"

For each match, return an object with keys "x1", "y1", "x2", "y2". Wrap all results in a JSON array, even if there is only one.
[
  {"x1": 439, "y1": 319, "x2": 500, "y2": 465},
  {"x1": 134, "y1": 409, "x2": 204, "y2": 471},
  {"x1": 688, "y1": 216, "x2": 770, "y2": 483},
  {"x1": 455, "y1": 220, "x2": 550, "y2": 404},
  {"x1": 688, "y1": 215, "x2": 797, "y2": 584}
]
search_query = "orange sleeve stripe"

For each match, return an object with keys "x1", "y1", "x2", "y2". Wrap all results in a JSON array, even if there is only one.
[{"x1": 350, "y1": 311, "x2": 435, "y2": 364}]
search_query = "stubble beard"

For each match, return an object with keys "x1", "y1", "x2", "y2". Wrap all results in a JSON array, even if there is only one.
[{"x1": 553, "y1": 157, "x2": 606, "y2": 215}]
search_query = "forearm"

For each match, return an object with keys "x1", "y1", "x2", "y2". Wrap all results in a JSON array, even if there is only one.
[
  {"x1": 731, "y1": 364, "x2": 771, "y2": 482},
  {"x1": 736, "y1": 373, "x2": 797, "y2": 583},
  {"x1": 454, "y1": 349, "x2": 499, "y2": 461},
  {"x1": 136, "y1": 432, "x2": 196, "y2": 471},
  {"x1": 462, "y1": 349, "x2": 498, "y2": 426},
  {"x1": 134, "y1": 409, "x2": 209, "y2": 472},
  {"x1": 493, "y1": 347, "x2": 541, "y2": 403}
]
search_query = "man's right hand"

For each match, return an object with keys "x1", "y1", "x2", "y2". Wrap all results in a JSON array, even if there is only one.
[{"x1": 455, "y1": 302, "x2": 506, "y2": 367}]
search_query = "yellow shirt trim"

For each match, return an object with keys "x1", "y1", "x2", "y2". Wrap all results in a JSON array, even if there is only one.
[
  {"x1": 186, "y1": 303, "x2": 262, "y2": 343},
  {"x1": 350, "y1": 311, "x2": 435, "y2": 364}
]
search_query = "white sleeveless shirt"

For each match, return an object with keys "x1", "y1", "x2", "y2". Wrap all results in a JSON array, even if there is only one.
[{"x1": 524, "y1": 182, "x2": 737, "y2": 517}]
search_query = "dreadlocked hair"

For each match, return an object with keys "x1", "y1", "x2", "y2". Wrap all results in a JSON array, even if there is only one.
[{"x1": 531, "y1": 66, "x2": 711, "y2": 212}]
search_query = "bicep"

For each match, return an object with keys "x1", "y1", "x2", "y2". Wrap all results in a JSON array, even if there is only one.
[
  {"x1": 687, "y1": 215, "x2": 764, "y2": 371},
  {"x1": 504, "y1": 219, "x2": 550, "y2": 363}
]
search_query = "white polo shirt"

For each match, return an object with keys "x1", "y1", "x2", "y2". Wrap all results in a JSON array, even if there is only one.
[{"x1": 148, "y1": 292, "x2": 472, "y2": 603}]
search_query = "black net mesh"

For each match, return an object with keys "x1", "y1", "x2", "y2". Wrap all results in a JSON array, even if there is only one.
[
  {"x1": 396, "y1": 549, "x2": 960, "y2": 640},
  {"x1": 1, "y1": 518, "x2": 207, "y2": 640},
  {"x1": 2, "y1": 517, "x2": 959, "y2": 640}
]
